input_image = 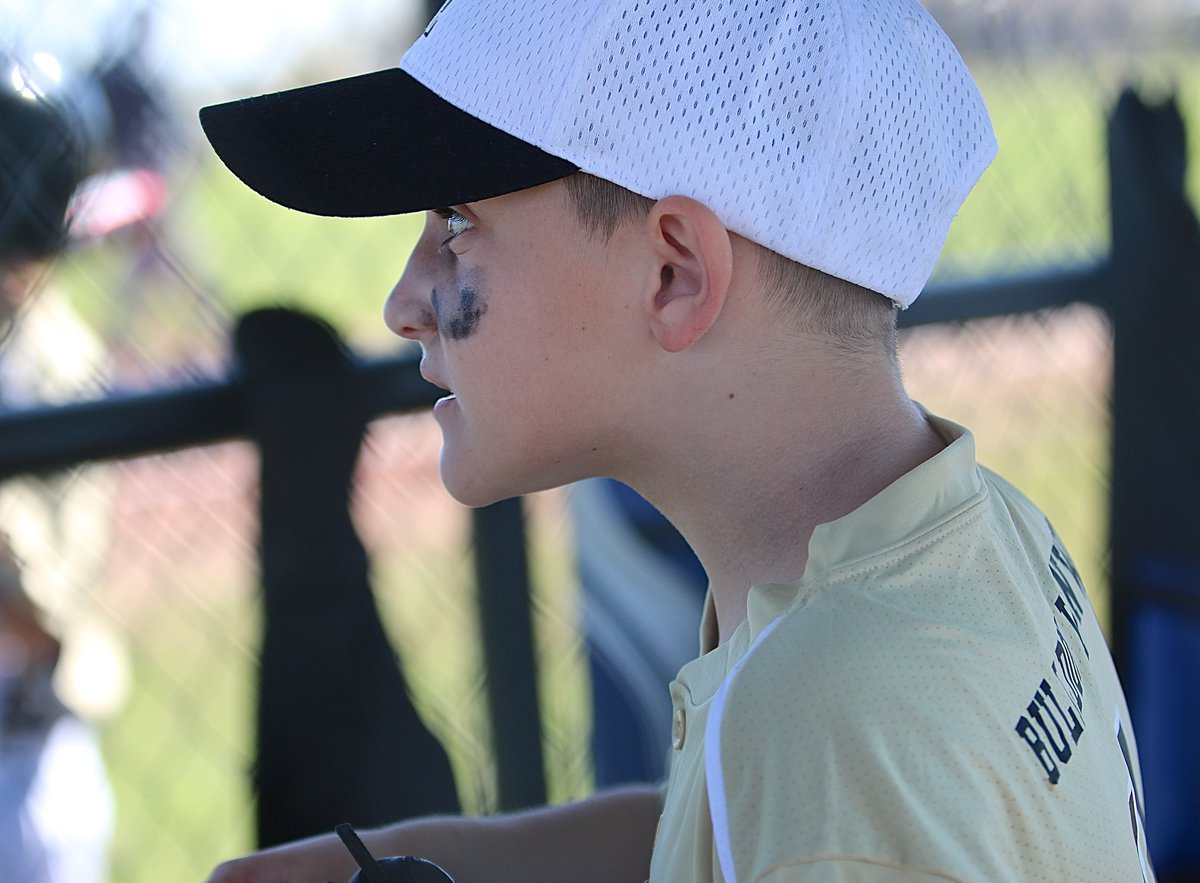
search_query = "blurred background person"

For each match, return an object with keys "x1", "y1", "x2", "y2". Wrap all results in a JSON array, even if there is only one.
[
  {"x1": 0, "y1": 532, "x2": 114, "y2": 883},
  {"x1": 0, "y1": 43, "x2": 146, "y2": 729},
  {"x1": 0, "y1": 55, "x2": 125, "y2": 883}
]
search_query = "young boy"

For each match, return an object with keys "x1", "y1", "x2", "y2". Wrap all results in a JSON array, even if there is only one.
[{"x1": 201, "y1": 0, "x2": 1154, "y2": 880}]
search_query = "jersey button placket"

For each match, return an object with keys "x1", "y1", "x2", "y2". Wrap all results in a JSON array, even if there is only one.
[{"x1": 671, "y1": 707, "x2": 687, "y2": 750}]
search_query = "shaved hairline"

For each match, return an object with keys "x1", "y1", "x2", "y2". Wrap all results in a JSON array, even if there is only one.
[{"x1": 562, "y1": 172, "x2": 899, "y2": 362}]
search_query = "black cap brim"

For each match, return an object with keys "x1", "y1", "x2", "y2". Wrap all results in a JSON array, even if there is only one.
[{"x1": 199, "y1": 68, "x2": 579, "y2": 218}]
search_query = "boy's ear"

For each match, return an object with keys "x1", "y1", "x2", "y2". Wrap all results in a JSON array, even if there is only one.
[{"x1": 643, "y1": 196, "x2": 733, "y2": 353}]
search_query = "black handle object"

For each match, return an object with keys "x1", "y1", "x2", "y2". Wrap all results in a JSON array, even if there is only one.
[{"x1": 335, "y1": 823, "x2": 456, "y2": 883}]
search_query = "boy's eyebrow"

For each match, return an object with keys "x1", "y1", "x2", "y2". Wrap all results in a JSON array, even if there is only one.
[{"x1": 431, "y1": 204, "x2": 478, "y2": 219}]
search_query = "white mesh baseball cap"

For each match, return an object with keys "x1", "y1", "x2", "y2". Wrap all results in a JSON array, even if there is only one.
[{"x1": 201, "y1": 0, "x2": 996, "y2": 306}]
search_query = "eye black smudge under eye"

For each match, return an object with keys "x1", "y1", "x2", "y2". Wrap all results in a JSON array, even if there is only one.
[{"x1": 433, "y1": 283, "x2": 488, "y2": 341}]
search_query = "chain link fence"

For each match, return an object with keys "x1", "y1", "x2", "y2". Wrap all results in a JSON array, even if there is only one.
[{"x1": 0, "y1": 0, "x2": 1196, "y2": 879}]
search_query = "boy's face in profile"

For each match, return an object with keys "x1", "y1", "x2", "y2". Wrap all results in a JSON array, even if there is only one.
[{"x1": 385, "y1": 180, "x2": 648, "y2": 506}]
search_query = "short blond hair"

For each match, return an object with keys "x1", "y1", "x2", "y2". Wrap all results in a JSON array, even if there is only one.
[{"x1": 564, "y1": 173, "x2": 898, "y2": 360}]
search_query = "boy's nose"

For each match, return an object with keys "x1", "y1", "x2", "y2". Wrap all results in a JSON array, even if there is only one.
[
  {"x1": 384, "y1": 230, "x2": 440, "y2": 342},
  {"x1": 384, "y1": 270, "x2": 437, "y2": 342}
]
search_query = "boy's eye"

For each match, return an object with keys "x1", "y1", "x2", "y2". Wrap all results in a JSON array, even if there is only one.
[
  {"x1": 434, "y1": 207, "x2": 474, "y2": 251},
  {"x1": 446, "y1": 212, "x2": 472, "y2": 239}
]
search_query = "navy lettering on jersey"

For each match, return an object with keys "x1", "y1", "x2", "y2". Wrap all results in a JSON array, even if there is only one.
[
  {"x1": 1014, "y1": 534, "x2": 1092, "y2": 784},
  {"x1": 1016, "y1": 678, "x2": 1085, "y2": 783},
  {"x1": 1049, "y1": 540, "x2": 1090, "y2": 658},
  {"x1": 1015, "y1": 715, "x2": 1061, "y2": 784},
  {"x1": 1041, "y1": 677, "x2": 1084, "y2": 745},
  {"x1": 1116, "y1": 717, "x2": 1153, "y2": 880},
  {"x1": 1053, "y1": 626, "x2": 1085, "y2": 714}
]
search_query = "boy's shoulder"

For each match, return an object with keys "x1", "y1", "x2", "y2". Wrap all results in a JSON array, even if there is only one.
[{"x1": 708, "y1": 433, "x2": 1079, "y2": 763}]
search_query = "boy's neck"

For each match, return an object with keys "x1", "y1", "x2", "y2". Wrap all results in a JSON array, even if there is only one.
[{"x1": 618, "y1": 335, "x2": 945, "y2": 646}]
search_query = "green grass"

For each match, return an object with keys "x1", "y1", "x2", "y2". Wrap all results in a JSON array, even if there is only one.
[
  {"x1": 168, "y1": 169, "x2": 424, "y2": 349},
  {"x1": 100, "y1": 583, "x2": 259, "y2": 880}
]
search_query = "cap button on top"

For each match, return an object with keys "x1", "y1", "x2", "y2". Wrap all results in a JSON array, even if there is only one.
[{"x1": 671, "y1": 707, "x2": 687, "y2": 750}]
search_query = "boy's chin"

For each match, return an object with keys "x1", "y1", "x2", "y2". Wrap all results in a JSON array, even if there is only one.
[
  {"x1": 446, "y1": 486, "x2": 507, "y2": 510},
  {"x1": 438, "y1": 460, "x2": 519, "y2": 509},
  {"x1": 439, "y1": 458, "x2": 567, "y2": 509}
]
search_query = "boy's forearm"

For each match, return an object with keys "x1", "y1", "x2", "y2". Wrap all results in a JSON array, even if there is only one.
[
  {"x1": 206, "y1": 785, "x2": 662, "y2": 883},
  {"x1": 362, "y1": 784, "x2": 661, "y2": 883}
]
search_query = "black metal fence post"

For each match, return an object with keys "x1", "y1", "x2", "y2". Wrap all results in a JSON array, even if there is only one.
[
  {"x1": 1106, "y1": 90, "x2": 1200, "y2": 880},
  {"x1": 236, "y1": 308, "x2": 459, "y2": 845},
  {"x1": 471, "y1": 497, "x2": 547, "y2": 811}
]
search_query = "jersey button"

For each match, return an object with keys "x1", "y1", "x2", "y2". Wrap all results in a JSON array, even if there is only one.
[{"x1": 672, "y1": 707, "x2": 687, "y2": 750}]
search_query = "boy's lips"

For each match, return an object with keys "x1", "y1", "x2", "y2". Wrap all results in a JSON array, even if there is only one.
[
  {"x1": 432, "y1": 392, "x2": 459, "y2": 420},
  {"x1": 420, "y1": 361, "x2": 458, "y2": 419},
  {"x1": 419, "y1": 361, "x2": 452, "y2": 394}
]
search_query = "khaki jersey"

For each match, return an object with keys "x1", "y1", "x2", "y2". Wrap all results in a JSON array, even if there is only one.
[{"x1": 649, "y1": 416, "x2": 1153, "y2": 883}]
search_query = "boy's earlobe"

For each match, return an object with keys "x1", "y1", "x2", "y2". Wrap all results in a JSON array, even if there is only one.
[{"x1": 645, "y1": 197, "x2": 733, "y2": 354}]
